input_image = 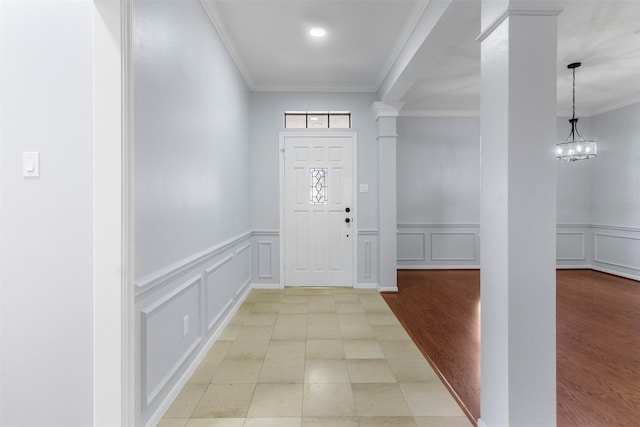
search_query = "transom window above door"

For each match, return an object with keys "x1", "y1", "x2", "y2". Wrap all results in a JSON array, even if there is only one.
[{"x1": 284, "y1": 111, "x2": 351, "y2": 129}]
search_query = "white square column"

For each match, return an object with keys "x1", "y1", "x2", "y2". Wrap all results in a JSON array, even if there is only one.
[
  {"x1": 479, "y1": 2, "x2": 560, "y2": 427},
  {"x1": 372, "y1": 102, "x2": 403, "y2": 291}
]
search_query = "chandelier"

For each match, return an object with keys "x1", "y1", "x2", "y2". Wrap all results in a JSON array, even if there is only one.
[{"x1": 556, "y1": 62, "x2": 597, "y2": 161}]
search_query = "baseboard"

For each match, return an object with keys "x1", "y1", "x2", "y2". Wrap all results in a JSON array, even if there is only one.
[
  {"x1": 591, "y1": 265, "x2": 640, "y2": 282},
  {"x1": 477, "y1": 419, "x2": 488, "y2": 427},
  {"x1": 143, "y1": 285, "x2": 251, "y2": 427},
  {"x1": 355, "y1": 282, "x2": 378, "y2": 289},
  {"x1": 556, "y1": 265, "x2": 592, "y2": 269},
  {"x1": 377, "y1": 286, "x2": 399, "y2": 292},
  {"x1": 397, "y1": 265, "x2": 479, "y2": 270},
  {"x1": 250, "y1": 282, "x2": 284, "y2": 289}
]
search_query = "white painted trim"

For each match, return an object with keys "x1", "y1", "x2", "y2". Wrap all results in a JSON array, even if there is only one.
[
  {"x1": 430, "y1": 231, "x2": 477, "y2": 261},
  {"x1": 92, "y1": 0, "x2": 133, "y2": 425},
  {"x1": 397, "y1": 231, "x2": 427, "y2": 262},
  {"x1": 477, "y1": 5, "x2": 562, "y2": 43},
  {"x1": 593, "y1": 233, "x2": 640, "y2": 271},
  {"x1": 135, "y1": 231, "x2": 252, "y2": 294},
  {"x1": 358, "y1": 229, "x2": 379, "y2": 235},
  {"x1": 377, "y1": 286, "x2": 399, "y2": 292},
  {"x1": 140, "y1": 276, "x2": 203, "y2": 408},
  {"x1": 399, "y1": 109, "x2": 480, "y2": 118},
  {"x1": 397, "y1": 223, "x2": 479, "y2": 229},
  {"x1": 355, "y1": 283, "x2": 378, "y2": 289},
  {"x1": 556, "y1": 265, "x2": 592, "y2": 269},
  {"x1": 251, "y1": 283, "x2": 285, "y2": 290},
  {"x1": 372, "y1": 102, "x2": 404, "y2": 119},
  {"x1": 198, "y1": 0, "x2": 254, "y2": 90},
  {"x1": 477, "y1": 419, "x2": 489, "y2": 427},
  {"x1": 591, "y1": 224, "x2": 640, "y2": 233},
  {"x1": 253, "y1": 229, "x2": 279, "y2": 236},
  {"x1": 586, "y1": 94, "x2": 640, "y2": 117},
  {"x1": 258, "y1": 241, "x2": 274, "y2": 279},
  {"x1": 556, "y1": 231, "x2": 586, "y2": 261},
  {"x1": 143, "y1": 284, "x2": 253, "y2": 427},
  {"x1": 398, "y1": 265, "x2": 479, "y2": 270},
  {"x1": 279, "y1": 132, "x2": 358, "y2": 288},
  {"x1": 591, "y1": 266, "x2": 640, "y2": 282},
  {"x1": 364, "y1": 240, "x2": 372, "y2": 278},
  {"x1": 557, "y1": 223, "x2": 591, "y2": 228}
]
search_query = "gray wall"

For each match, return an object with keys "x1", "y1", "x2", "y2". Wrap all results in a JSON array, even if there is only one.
[
  {"x1": 250, "y1": 92, "x2": 379, "y2": 285},
  {"x1": 396, "y1": 107, "x2": 639, "y2": 279},
  {"x1": 590, "y1": 103, "x2": 640, "y2": 277},
  {"x1": 396, "y1": 117, "x2": 481, "y2": 268},
  {"x1": 133, "y1": 2, "x2": 253, "y2": 425},
  {"x1": 134, "y1": 1, "x2": 251, "y2": 281},
  {"x1": 0, "y1": 2, "x2": 94, "y2": 426}
]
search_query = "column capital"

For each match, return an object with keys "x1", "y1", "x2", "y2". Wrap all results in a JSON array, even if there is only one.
[
  {"x1": 478, "y1": 0, "x2": 562, "y2": 42},
  {"x1": 371, "y1": 102, "x2": 404, "y2": 120}
]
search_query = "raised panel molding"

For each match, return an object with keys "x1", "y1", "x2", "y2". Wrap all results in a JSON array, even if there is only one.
[
  {"x1": 141, "y1": 276, "x2": 202, "y2": 408},
  {"x1": 135, "y1": 231, "x2": 252, "y2": 295},
  {"x1": 364, "y1": 240, "x2": 372, "y2": 278},
  {"x1": 556, "y1": 232, "x2": 586, "y2": 261},
  {"x1": 204, "y1": 254, "x2": 235, "y2": 333},
  {"x1": 398, "y1": 232, "x2": 426, "y2": 261},
  {"x1": 594, "y1": 233, "x2": 640, "y2": 272},
  {"x1": 431, "y1": 232, "x2": 476, "y2": 261},
  {"x1": 258, "y1": 241, "x2": 273, "y2": 279}
]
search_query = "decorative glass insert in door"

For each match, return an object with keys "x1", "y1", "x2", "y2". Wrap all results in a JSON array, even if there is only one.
[{"x1": 309, "y1": 168, "x2": 328, "y2": 205}]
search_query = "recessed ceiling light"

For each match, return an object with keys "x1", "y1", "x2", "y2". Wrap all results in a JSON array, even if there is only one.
[{"x1": 310, "y1": 28, "x2": 326, "y2": 38}]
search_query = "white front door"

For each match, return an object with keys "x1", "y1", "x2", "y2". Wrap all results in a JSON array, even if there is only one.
[{"x1": 282, "y1": 133, "x2": 355, "y2": 286}]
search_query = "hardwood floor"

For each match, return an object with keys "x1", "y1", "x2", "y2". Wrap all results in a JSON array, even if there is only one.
[{"x1": 383, "y1": 269, "x2": 640, "y2": 427}]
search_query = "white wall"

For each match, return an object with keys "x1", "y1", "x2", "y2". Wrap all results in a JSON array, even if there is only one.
[
  {"x1": 250, "y1": 92, "x2": 379, "y2": 284},
  {"x1": 0, "y1": 2, "x2": 94, "y2": 426},
  {"x1": 133, "y1": 2, "x2": 253, "y2": 425}
]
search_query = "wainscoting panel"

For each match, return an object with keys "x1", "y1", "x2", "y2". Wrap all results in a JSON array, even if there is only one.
[
  {"x1": 557, "y1": 233, "x2": 586, "y2": 261},
  {"x1": 397, "y1": 224, "x2": 480, "y2": 269},
  {"x1": 357, "y1": 230, "x2": 378, "y2": 285},
  {"x1": 252, "y1": 231, "x2": 280, "y2": 285},
  {"x1": 397, "y1": 232, "x2": 426, "y2": 261},
  {"x1": 431, "y1": 232, "x2": 476, "y2": 261},
  {"x1": 135, "y1": 231, "x2": 253, "y2": 423},
  {"x1": 140, "y1": 276, "x2": 202, "y2": 408},
  {"x1": 556, "y1": 224, "x2": 591, "y2": 268},
  {"x1": 203, "y1": 255, "x2": 235, "y2": 333},
  {"x1": 592, "y1": 226, "x2": 640, "y2": 279}
]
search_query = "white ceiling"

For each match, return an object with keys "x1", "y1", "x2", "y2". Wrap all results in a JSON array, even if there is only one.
[{"x1": 204, "y1": 0, "x2": 640, "y2": 116}]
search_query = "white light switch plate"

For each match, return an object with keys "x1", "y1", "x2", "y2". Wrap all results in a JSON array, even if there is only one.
[{"x1": 23, "y1": 152, "x2": 40, "y2": 178}]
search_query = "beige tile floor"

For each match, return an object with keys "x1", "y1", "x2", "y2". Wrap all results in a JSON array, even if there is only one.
[{"x1": 159, "y1": 288, "x2": 472, "y2": 427}]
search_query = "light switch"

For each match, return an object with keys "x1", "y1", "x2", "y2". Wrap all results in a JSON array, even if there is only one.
[
  {"x1": 359, "y1": 183, "x2": 369, "y2": 193},
  {"x1": 23, "y1": 152, "x2": 40, "y2": 178}
]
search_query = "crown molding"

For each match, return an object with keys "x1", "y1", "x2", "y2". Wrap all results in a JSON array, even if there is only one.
[
  {"x1": 372, "y1": 102, "x2": 405, "y2": 119},
  {"x1": 199, "y1": 0, "x2": 255, "y2": 90}
]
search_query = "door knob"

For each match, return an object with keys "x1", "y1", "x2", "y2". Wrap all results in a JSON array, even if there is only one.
[
  {"x1": 345, "y1": 218, "x2": 351, "y2": 223},
  {"x1": 345, "y1": 207, "x2": 351, "y2": 213}
]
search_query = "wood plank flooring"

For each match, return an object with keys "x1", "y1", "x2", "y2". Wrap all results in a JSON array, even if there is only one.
[{"x1": 382, "y1": 269, "x2": 640, "y2": 427}]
